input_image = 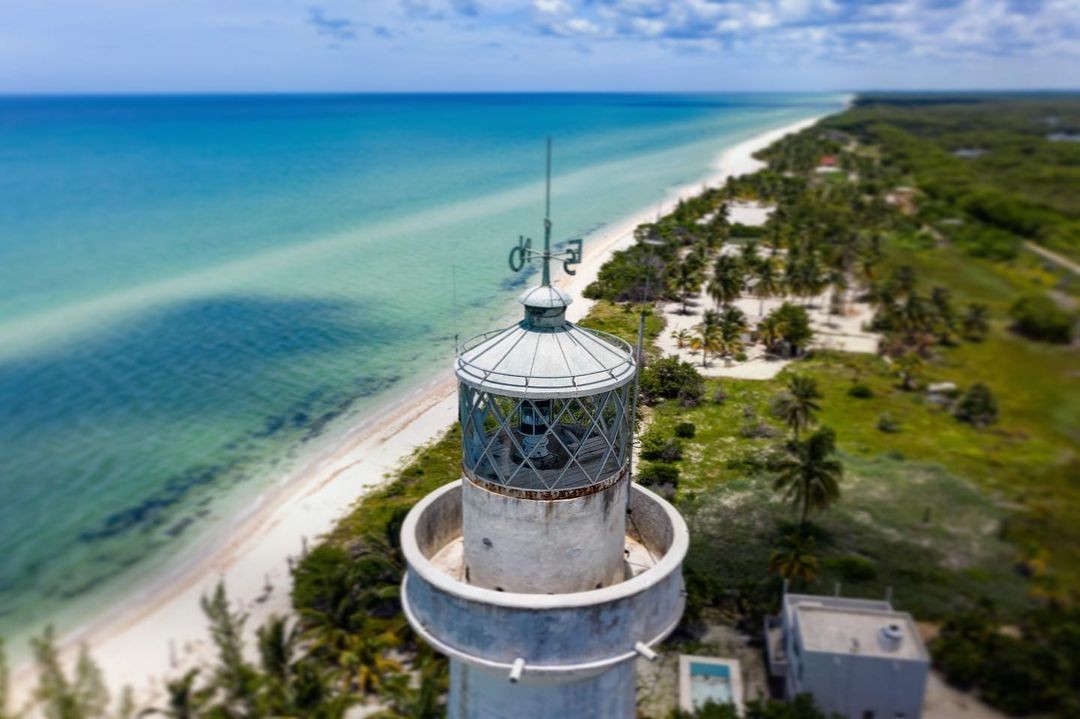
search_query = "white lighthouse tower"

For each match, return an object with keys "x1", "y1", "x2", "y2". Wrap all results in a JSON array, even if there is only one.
[{"x1": 400, "y1": 142, "x2": 688, "y2": 718}]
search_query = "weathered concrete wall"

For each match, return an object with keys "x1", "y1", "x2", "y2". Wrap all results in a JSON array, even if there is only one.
[
  {"x1": 449, "y1": 658, "x2": 636, "y2": 719},
  {"x1": 462, "y1": 476, "x2": 627, "y2": 593},
  {"x1": 402, "y1": 481, "x2": 686, "y2": 666},
  {"x1": 801, "y1": 651, "x2": 928, "y2": 719},
  {"x1": 402, "y1": 481, "x2": 687, "y2": 719}
]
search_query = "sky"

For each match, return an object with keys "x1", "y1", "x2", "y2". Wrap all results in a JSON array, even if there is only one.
[{"x1": 2, "y1": 0, "x2": 1079, "y2": 93}]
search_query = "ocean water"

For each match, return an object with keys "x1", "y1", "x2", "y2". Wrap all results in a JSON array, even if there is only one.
[{"x1": 0, "y1": 93, "x2": 845, "y2": 646}]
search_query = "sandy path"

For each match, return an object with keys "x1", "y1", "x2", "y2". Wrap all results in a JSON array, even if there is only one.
[
  {"x1": 1024, "y1": 240, "x2": 1080, "y2": 275},
  {"x1": 9, "y1": 113, "x2": 833, "y2": 708}
]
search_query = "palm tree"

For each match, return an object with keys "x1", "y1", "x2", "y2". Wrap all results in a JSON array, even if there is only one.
[
  {"x1": 30, "y1": 628, "x2": 110, "y2": 719},
  {"x1": 200, "y1": 582, "x2": 259, "y2": 716},
  {"x1": 690, "y1": 322, "x2": 723, "y2": 368},
  {"x1": 255, "y1": 615, "x2": 300, "y2": 714},
  {"x1": 782, "y1": 252, "x2": 801, "y2": 301},
  {"x1": 142, "y1": 669, "x2": 208, "y2": 718},
  {"x1": 701, "y1": 308, "x2": 721, "y2": 330},
  {"x1": 753, "y1": 257, "x2": 781, "y2": 318},
  {"x1": 673, "y1": 263, "x2": 698, "y2": 315},
  {"x1": 827, "y1": 266, "x2": 849, "y2": 316},
  {"x1": 773, "y1": 427, "x2": 843, "y2": 527},
  {"x1": 739, "y1": 240, "x2": 759, "y2": 270},
  {"x1": 962, "y1": 303, "x2": 990, "y2": 341},
  {"x1": 795, "y1": 254, "x2": 825, "y2": 307},
  {"x1": 769, "y1": 533, "x2": 820, "y2": 585},
  {"x1": 893, "y1": 265, "x2": 918, "y2": 297},
  {"x1": 348, "y1": 618, "x2": 404, "y2": 696},
  {"x1": 670, "y1": 328, "x2": 692, "y2": 349},
  {"x1": 757, "y1": 314, "x2": 783, "y2": 354},
  {"x1": 771, "y1": 374, "x2": 822, "y2": 441},
  {"x1": 894, "y1": 351, "x2": 924, "y2": 391},
  {"x1": 704, "y1": 202, "x2": 730, "y2": 250},
  {"x1": 857, "y1": 246, "x2": 879, "y2": 288},
  {"x1": 719, "y1": 306, "x2": 748, "y2": 361},
  {"x1": 377, "y1": 654, "x2": 447, "y2": 719},
  {"x1": 708, "y1": 255, "x2": 744, "y2": 308}
]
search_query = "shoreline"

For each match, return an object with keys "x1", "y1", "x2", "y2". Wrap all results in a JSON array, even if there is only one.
[{"x1": 9, "y1": 111, "x2": 831, "y2": 705}]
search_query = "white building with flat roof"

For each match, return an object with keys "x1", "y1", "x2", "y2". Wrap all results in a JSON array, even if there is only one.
[{"x1": 766, "y1": 594, "x2": 929, "y2": 719}]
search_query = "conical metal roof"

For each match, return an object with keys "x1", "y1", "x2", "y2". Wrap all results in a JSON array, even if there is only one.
[{"x1": 456, "y1": 285, "x2": 635, "y2": 399}]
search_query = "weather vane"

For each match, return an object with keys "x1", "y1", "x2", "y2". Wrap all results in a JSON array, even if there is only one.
[{"x1": 507, "y1": 137, "x2": 583, "y2": 285}]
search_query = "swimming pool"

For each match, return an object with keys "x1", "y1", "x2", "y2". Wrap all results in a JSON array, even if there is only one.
[{"x1": 690, "y1": 661, "x2": 733, "y2": 707}]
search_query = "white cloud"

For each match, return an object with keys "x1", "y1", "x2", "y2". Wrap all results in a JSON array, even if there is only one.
[
  {"x1": 510, "y1": 0, "x2": 1080, "y2": 63},
  {"x1": 565, "y1": 17, "x2": 599, "y2": 34},
  {"x1": 533, "y1": 0, "x2": 572, "y2": 15}
]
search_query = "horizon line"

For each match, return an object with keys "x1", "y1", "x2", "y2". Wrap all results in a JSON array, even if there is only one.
[{"x1": 1, "y1": 88, "x2": 1079, "y2": 99}]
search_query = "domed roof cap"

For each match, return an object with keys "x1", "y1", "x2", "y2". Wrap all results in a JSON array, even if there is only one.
[
  {"x1": 456, "y1": 299, "x2": 635, "y2": 399},
  {"x1": 519, "y1": 284, "x2": 571, "y2": 310}
]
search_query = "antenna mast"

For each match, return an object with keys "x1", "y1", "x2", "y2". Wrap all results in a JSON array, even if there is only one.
[
  {"x1": 543, "y1": 137, "x2": 553, "y2": 286},
  {"x1": 506, "y1": 138, "x2": 583, "y2": 283}
]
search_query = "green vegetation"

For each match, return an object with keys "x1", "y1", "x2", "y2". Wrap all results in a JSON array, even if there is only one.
[
  {"x1": 583, "y1": 192, "x2": 728, "y2": 304},
  {"x1": 0, "y1": 629, "x2": 136, "y2": 719},
  {"x1": 826, "y1": 94, "x2": 1080, "y2": 262},
  {"x1": 641, "y1": 355, "x2": 705, "y2": 405},
  {"x1": 1009, "y1": 293, "x2": 1075, "y2": 343},
  {"x1": 769, "y1": 533, "x2": 821, "y2": 586},
  {"x1": 758, "y1": 303, "x2": 813, "y2": 357},
  {"x1": 952, "y1": 383, "x2": 998, "y2": 427},
  {"x1": 770, "y1": 375, "x2": 821, "y2": 441},
  {"x1": 932, "y1": 603, "x2": 1080, "y2": 716},
  {"x1": 668, "y1": 694, "x2": 830, "y2": 719},
  {"x1": 636, "y1": 94, "x2": 1080, "y2": 714},
  {"x1": 645, "y1": 362, "x2": 1032, "y2": 621},
  {"x1": 772, "y1": 427, "x2": 843, "y2": 528}
]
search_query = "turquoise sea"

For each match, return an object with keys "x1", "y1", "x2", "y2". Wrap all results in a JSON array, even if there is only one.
[{"x1": 0, "y1": 93, "x2": 845, "y2": 647}]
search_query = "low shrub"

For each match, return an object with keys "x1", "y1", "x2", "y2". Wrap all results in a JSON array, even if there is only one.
[
  {"x1": 740, "y1": 421, "x2": 780, "y2": 439},
  {"x1": 954, "y1": 383, "x2": 998, "y2": 427},
  {"x1": 640, "y1": 429, "x2": 683, "y2": 462},
  {"x1": 674, "y1": 422, "x2": 697, "y2": 439},
  {"x1": 639, "y1": 427, "x2": 666, "y2": 460},
  {"x1": 1008, "y1": 294, "x2": 1074, "y2": 344},
  {"x1": 658, "y1": 439, "x2": 683, "y2": 462},
  {"x1": 641, "y1": 355, "x2": 705, "y2": 403},
  {"x1": 637, "y1": 462, "x2": 680, "y2": 487},
  {"x1": 877, "y1": 413, "x2": 901, "y2": 433},
  {"x1": 847, "y1": 383, "x2": 874, "y2": 399},
  {"x1": 825, "y1": 555, "x2": 878, "y2": 582}
]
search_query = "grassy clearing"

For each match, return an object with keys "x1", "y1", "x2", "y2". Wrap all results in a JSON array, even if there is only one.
[
  {"x1": 682, "y1": 453, "x2": 1029, "y2": 619},
  {"x1": 644, "y1": 358, "x2": 1032, "y2": 618},
  {"x1": 577, "y1": 299, "x2": 664, "y2": 355},
  {"x1": 879, "y1": 243, "x2": 1080, "y2": 588},
  {"x1": 886, "y1": 242, "x2": 1077, "y2": 311}
]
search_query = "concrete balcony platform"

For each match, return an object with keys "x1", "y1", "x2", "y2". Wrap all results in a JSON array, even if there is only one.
[{"x1": 400, "y1": 480, "x2": 688, "y2": 683}]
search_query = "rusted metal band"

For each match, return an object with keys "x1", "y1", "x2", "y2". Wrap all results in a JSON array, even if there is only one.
[{"x1": 462, "y1": 465, "x2": 627, "y2": 500}]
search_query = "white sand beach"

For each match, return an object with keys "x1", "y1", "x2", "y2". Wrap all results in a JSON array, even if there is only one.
[{"x1": 9, "y1": 114, "x2": 831, "y2": 708}]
